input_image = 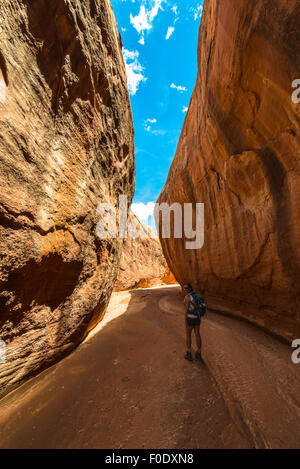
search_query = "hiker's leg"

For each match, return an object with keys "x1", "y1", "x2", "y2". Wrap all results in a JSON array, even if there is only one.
[
  {"x1": 186, "y1": 324, "x2": 193, "y2": 350},
  {"x1": 194, "y1": 325, "x2": 202, "y2": 351}
]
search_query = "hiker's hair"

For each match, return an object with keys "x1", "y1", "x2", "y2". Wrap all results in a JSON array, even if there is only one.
[{"x1": 184, "y1": 283, "x2": 193, "y2": 291}]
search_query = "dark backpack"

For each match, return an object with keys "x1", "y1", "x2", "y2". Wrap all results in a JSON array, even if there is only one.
[{"x1": 189, "y1": 293, "x2": 206, "y2": 318}]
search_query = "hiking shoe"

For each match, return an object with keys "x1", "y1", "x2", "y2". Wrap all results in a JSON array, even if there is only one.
[
  {"x1": 184, "y1": 351, "x2": 193, "y2": 362},
  {"x1": 195, "y1": 350, "x2": 203, "y2": 361}
]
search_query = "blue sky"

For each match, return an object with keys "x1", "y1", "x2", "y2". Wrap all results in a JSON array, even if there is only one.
[{"x1": 110, "y1": 0, "x2": 203, "y2": 225}]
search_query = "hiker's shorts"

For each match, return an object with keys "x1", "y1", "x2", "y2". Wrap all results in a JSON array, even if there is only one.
[{"x1": 186, "y1": 316, "x2": 201, "y2": 327}]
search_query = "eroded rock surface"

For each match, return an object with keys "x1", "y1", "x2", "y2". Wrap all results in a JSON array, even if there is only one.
[
  {"x1": 0, "y1": 0, "x2": 134, "y2": 396},
  {"x1": 158, "y1": 0, "x2": 300, "y2": 340},
  {"x1": 114, "y1": 213, "x2": 176, "y2": 291}
]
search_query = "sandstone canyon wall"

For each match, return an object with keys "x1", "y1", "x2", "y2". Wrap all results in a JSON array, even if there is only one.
[
  {"x1": 158, "y1": 0, "x2": 300, "y2": 341},
  {"x1": 114, "y1": 213, "x2": 177, "y2": 291},
  {"x1": 0, "y1": 0, "x2": 134, "y2": 396}
]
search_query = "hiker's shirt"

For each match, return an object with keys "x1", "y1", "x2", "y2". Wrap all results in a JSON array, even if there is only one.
[{"x1": 184, "y1": 294, "x2": 199, "y2": 319}]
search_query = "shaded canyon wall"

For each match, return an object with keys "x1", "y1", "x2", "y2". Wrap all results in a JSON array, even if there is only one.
[{"x1": 0, "y1": 0, "x2": 135, "y2": 396}]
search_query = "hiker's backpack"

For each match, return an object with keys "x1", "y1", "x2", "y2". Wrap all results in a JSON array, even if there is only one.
[{"x1": 189, "y1": 293, "x2": 206, "y2": 318}]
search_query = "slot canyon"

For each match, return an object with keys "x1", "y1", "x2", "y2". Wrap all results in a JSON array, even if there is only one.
[{"x1": 0, "y1": 0, "x2": 299, "y2": 451}]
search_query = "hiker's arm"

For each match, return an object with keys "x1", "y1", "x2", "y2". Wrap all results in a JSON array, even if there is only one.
[{"x1": 185, "y1": 295, "x2": 190, "y2": 320}]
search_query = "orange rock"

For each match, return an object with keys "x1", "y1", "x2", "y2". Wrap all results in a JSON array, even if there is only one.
[
  {"x1": 158, "y1": 0, "x2": 300, "y2": 341},
  {"x1": 0, "y1": 0, "x2": 134, "y2": 397},
  {"x1": 114, "y1": 214, "x2": 177, "y2": 291}
]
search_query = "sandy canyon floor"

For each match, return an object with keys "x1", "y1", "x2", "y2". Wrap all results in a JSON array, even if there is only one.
[{"x1": 0, "y1": 286, "x2": 299, "y2": 449}]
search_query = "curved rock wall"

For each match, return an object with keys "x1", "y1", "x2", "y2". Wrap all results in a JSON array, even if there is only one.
[
  {"x1": 0, "y1": 0, "x2": 134, "y2": 396},
  {"x1": 114, "y1": 213, "x2": 177, "y2": 291},
  {"x1": 158, "y1": 0, "x2": 300, "y2": 341}
]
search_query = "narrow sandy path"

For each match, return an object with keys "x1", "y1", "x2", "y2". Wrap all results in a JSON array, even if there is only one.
[{"x1": 0, "y1": 286, "x2": 299, "y2": 449}]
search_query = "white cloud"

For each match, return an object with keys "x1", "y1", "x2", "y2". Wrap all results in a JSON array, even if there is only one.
[
  {"x1": 143, "y1": 118, "x2": 165, "y2": 135},
  {"x1": 123, "y1": 49, "x2": 147, "y2": 95},
  {"x1": 193, "y1": 4, "x2": 203, "y2": 21},
  {"x1": 123, "y1": 49, "x2": 138, "y2": 61},
  {"x1": 148, "y1": 0, "x2": 163, "y2": 22},
  {"x1": 165, "y1": 4, "x2": 178, "y2": 40},
  {"x1": 144, "y1": 117, "x2": 156, "y2": 131},
  {"x1": 130, "y1": 5, "x2": 151, "y2": 34},
  {"x1": 182, "y1": 105, "x2": 188, "y2": 113},
  {"x1": 121, "y1": 27, "x2": 127, "y2": 32},
  {"x1": 152, "y1": 129, "x2": 166, "y2": 136},
  {"x1": 170, "y1": 83, "x2": 187, "y2": 92},
  {"x1": 171, "y1": 5, "x2": 178, "y2": 15},
  {"x1": 165, "y1": 26, "x2": 174, "y2": 40},
  {"x1": 130, "y1": 0, "x2": 163, "y2": 44}
]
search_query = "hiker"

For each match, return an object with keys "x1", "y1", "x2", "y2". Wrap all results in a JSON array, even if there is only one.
[{"x1": 183, "y1": 283, "x2": 206, "y2": 362}]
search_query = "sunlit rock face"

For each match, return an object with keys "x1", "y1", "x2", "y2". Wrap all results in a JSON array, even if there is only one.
[
  {"x1": 114, "y1": 214, "x2": 177, "y2": 291},
  {"x1": 158, "y1": 0, "x2": 300, "y2": 341},
  {"x1": 0, "y1": 0, "x2": 135, "y2": 396}
]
